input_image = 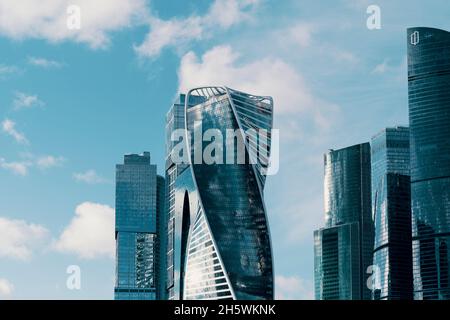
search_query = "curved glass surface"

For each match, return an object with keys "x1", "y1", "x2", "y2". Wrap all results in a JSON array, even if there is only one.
[
  {"x1": 315, "y1": 143, "x2": 373, "y2": 300},
  {"x1": 174, "y1": 87, "x2": 274, "y2": 300},
  {"x1": 408, "y1": 27, "x2": 450, "y2": 300},
  {"x1": 165, "y1": 95, "x2": 205, "y2": 300}
]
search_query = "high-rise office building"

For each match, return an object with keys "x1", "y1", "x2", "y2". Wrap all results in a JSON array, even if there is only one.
[
  {"x1": 314, "y1": 143, "x2": 373, "y2": 300},
  {"x1": 170, "y1": 86, "x2": 274, "y2": 300},
  {"x1": 371, "y1": 127, "x2": 413, "y2": 300},
  {"x1": 165, "y1": 94, "x2": 205, "y2": 300},
  {"x1": 156, "y1": 174, "x2": 166, "y2": 300},
  {"x1": 115, "y1": 152, "x2": 165, "y2": 300},
  {"x1": 371, "y1": 127, "x2": 410, "y2": 191},
  {"x1": 408, "y1": 27, "x2": 450, "y2": 300}
]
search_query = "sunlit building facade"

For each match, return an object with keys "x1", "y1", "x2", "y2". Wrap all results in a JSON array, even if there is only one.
[
  {"x1": 165, "y1": 94, "x2": 206, "y2": 300},
  {"x1": 408, "y1": 27, "x2": 450, "y2": 300},
  {"x1": 314, "y1": 143, "x2": 373, "y2": 300},
  {"x1": 171, "y1": 87, "x2": 274, "y2": 300},
  {"x1": 115, "y1": 152, "x2": 165, "y2": 300},
  {"x1": 371, "y1": 127, "x2": 413, "y2": 300}
]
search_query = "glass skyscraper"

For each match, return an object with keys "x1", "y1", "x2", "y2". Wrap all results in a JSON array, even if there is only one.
[
  {"x1": 156, "y1": 174, "x2": 166, "y2": 299},
  {"x1": 314, "y1": 143, "x2": 373, "y2": 300},
  {"x1": 114, "y1": 152, "x2": 165, "y2": 300},
  {"x1": 371, "y1": 127, "x2": 413, "y2": 300},
  {"x1": 408, "y1": 27, "x2": 450, "y2": 300},
  {"x1": 165, "y1": 94, "x2": 205, "y2": 300},
  {"x1": 170, "y1": 86, "x2": 274, "y2": 300}
]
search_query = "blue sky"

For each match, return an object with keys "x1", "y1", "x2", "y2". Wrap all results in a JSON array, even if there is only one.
[{"x1": 0, "y1": 0, "x2": 449, "y2": 299}]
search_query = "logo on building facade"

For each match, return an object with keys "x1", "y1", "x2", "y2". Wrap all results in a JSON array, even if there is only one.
[{"x1": 411, "y1": 31, "x2": 420, "y2": 45}]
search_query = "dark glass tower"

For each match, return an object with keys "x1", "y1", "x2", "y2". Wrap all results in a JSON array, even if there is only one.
[
  {"x1": 171, "y1": 87, "x2": 274, "y2": 300},
  {"x1": 408, "y1": 27, "x2": 450, "y2": 300},
  {"x1": 165, "y1": 94, "x2": 205, "y2": 300},
  {"x1": 156, "y1": 174, "x2": 166, "y2": 300},
  {"x1": 314, "y1": 143, "x2": 373, "y2": 300},
  {"x1": 114, "y1": 152, "x2": 165, "y2": 300},
  {"x1": 371, "y1": 127, "x2": 413, "y2": 300}
]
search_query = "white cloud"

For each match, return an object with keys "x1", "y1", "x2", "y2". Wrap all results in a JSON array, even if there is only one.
[
  {"x1": 53, "y1": 202, "x2": 115, "y2": 259},
  {"x1": 287, "y1": 23, "x2": 314, "y2": 47},
  {"x1": 1, "y1": 119, "x2": 29, "y2": 144},
  {"x1": 0, "y1": 0, "x2": 147, "y2": 49},
  {"x1": 205, "y1": 0, "x2": 260, "y2": 29},
  {"x1": 0, "y1": 64, "x2": 17, "y2": 74},
  {"x1": 0, "y1": 158, "x2": 31, "y2": 176},
  {"x1": 135, "y1": 16, "x2": 204, "y2": 58},
  {"x1": 0, "y1": 278, "x2": 14, "y2": 298},
  {"x1": 372, "y1": 59, "x2": 389, "y2": 74},
  {"x1": 0, "y1": 154, "x2": 65, "y2": 175},
  {"x1": 178, "y1": 45, "x2": 338, "y2": 128},
  {"x1": 135, "y1": 0, "x2": 260, "y2": 58},
  {"x1": 13, "y1": 91, "x2": 45, "y2": 110},
  {"x1": 275, "y1": 275, "x2": 314, "y2": 300},
  {"x1": 371, "y1": 57, "x2": 407, "y2": 80},
  {"x1": 36, "y1": 155, "x2": 65, "y2": 169},
  {"x1": 73, "y1": 170, "x2": 109, "y2": 184},
  {"x1": 0, "y1": 217, "x2": 49, "y2": 260},
  {"x1": 27, "y1": 56, "x2": 63, "y2": 68},
  {"x1": 0, "y1": 64, "x2": 20, "y2": 78},
  {"x1": 332, "y1": 48, "x2": 359, "y2": 64},
  {"x1": 0, "y1": 0, "x2": 259, "y2": 56},
  {"x1": 177, "y1": 45, "x2": 339, "y2": 249},
  {"x1": 274, "y1": 22, "x2": 359, "y2": 70}
]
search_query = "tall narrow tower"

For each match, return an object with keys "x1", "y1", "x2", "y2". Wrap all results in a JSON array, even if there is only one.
[
  {"x1": 371, "y1": 127, "x2": 413, "y2": 300},
  {"x1": 114, "y1": 152, "x2": 165, "y2": 300},
  {"x1": 314, "y1": 143, "x2": 374, "y2": 300},
  {"x1": 165, "y1": 94, "x2": 205, "y2": 300},
  {"x1": 408, "y1": 27, "x2": 450, "y2": 300}
]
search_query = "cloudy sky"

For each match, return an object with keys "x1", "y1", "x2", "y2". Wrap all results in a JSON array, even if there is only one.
[{"x1": 0, "y1": 0, "x2": 449, "y2": 299}]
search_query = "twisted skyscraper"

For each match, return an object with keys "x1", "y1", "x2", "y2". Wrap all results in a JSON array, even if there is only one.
[{"x1": 168, "y1": 87, "x2": 274, "y2": 300}]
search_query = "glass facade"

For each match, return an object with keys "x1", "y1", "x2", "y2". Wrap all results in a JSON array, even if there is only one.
[
  {"x1": 172, "y1": 87, "x2": 274, "y2": 300},
  {"x1": 371, "y1": 127, "x2": 410, "y2": 193},
  {"x1": 408, "y1": 27, "x2": 450, "y2": 300},
  {"x1": 314, "y1": 143, "x2": 373, "y2": 300},
  {"x1": 156, "y1": 175, "x2": 166, "y2": 299},
  {"x1": 371, "y1": 127, "x2": 413, "y2": 300},
  {"x1": 173, "y1": 168, "x2": 234, "y2": 300},
  {"x1": 114, "y1": 152, "x2": 165, "y2": 300},
  {"x1": 314, "y1": 223, "x2": 361, "y2": 299},
  {"x1": 165, "y1": 94, "x2": 206, "y2": 300}
]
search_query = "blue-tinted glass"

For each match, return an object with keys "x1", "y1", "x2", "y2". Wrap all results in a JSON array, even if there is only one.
[
  {"x1": 165, "y1": 94, "x2": 206, "y2": 300},
  {"x1": 114, "y1": 152, "x2": 165, "y2": 300},
  {"x1": 315, "y1": 143, "x2": 373, "y2": 300},
  {"x1": 408, "y1": 27, "x2": 450, "y2": 300},
  {"x1": 371, "y1": 128, "x2": 413, "y2": 300},
  {"x1": 170, "y1": 87, "x2": 274, "y2": 300}
]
